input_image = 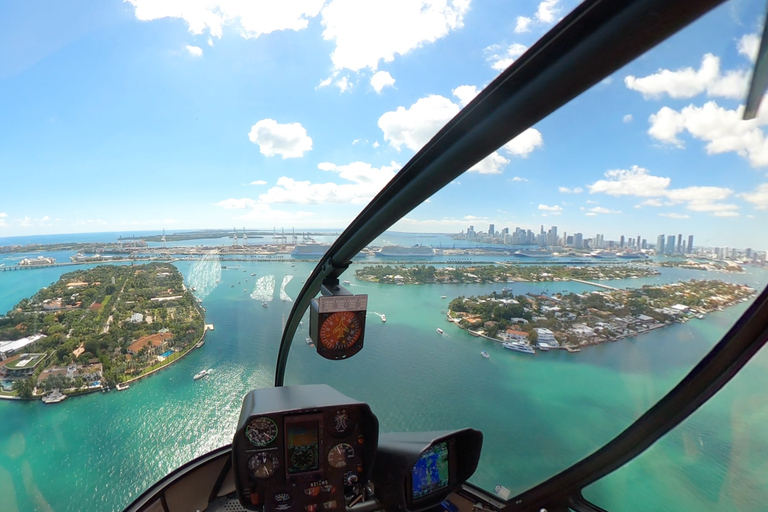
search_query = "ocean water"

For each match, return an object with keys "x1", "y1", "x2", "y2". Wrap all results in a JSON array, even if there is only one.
[{"x1": 0, "y1": 244, "x2": 766, "y2": 511}]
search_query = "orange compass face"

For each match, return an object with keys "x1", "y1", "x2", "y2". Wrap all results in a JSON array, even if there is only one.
[{"x1": 319, "y1": 311, "x2": 362, "y2": 350}]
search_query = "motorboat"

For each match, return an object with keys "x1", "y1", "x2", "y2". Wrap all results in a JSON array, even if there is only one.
[
  {"x1": 436, "y1": 328, "x2": 444, "y2": 335},
  {"x1": 116, "y1": 383, "x2": 129, "y2": 391},
  {"x1": 193, "y1": 370, "x2": 209, "y2": 380},
  {"x1": 42, "y1": 389, "x2": 67, "y2": 404},
  {"x1": 481, "y1": 351, "x2": 490, "y2": 359}
]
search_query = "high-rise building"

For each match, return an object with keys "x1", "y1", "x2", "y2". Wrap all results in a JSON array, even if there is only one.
[
  {"x1": 620, "y1": 235, "x2": 625, "y2": 248},
  {"x1": 489, "y1": 224, "x2": 495, "y2": 237},
  {"x1": 574, "y1": 233, "x2": 583, "y2": 248},
  {"x1": 636, "y1": 236, "x2": 641, "y2": 249},
  {"x1": 677, "y1": 234, "x2": 682, "y2": 253},
  {"x1": 666, "y1": 235, "x2": 676, "y2": 255},
  {"x1": 657, "y1": 234, "x2": 665, "y2": 254},
  {"x1": 642, "y1": 239, "x2": 647, "y2": 250},
  {"x1": 687, "y1": 235, "x2": 694, "y2": 254},
  {"x1": 595, "y1": 234, "x2": 604, "y2": 249}
]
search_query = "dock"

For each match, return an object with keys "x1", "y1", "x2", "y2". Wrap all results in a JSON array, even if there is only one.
[{"x1": 205, "y1": 324, "x2": 214, "y2": 331}]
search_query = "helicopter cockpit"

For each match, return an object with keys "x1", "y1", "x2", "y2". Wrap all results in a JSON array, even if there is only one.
[{"x1": 118, "y1": 0, "x2": 768, "y2": 511}]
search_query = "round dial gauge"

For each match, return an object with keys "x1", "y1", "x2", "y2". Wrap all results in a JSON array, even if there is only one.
[
  {"x1": 245, "y1": 417, "x2": 278, "y2": 446},
  {"x1": 319, "y1": 311, "x2": 362, "y2": 350},
  {"x1": 290, "y1": 445, "x2": 317, "y2": 471},
  {"x1": 327, "y1": 443, "x2": 355, "y2": 469},
  {"x1": 248, "y1": 452, "x2": 280, "y2": 479},
  {"x1": 331, "y1": 408, "x2": 354, "y2": 436}
]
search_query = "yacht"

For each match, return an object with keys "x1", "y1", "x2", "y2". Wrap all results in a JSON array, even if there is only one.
[
  {"x1": 481, "y1": 351, "x2": 490, "y2": 359},
  {"x1": 193, "y1": 370, "x2": 209, "y2": 380},
  {"x1": 381, "y1": 314, "x2": 386, "y2": 322},
  {"x1": 41, "y1": 389, "x2": 67, "y2": 404},
  {"x1": 436, "y1": 328, "x2": 444, "y2": 335},
  {"x1": 115, "y1": 383, "x2": 129, "y2": 391},
  {"x1": 262, "y1": 302, "x2": 269, "y2": 308},
  {"x1": 502, "y1": 341, "x2": 536, "y2": 354}
]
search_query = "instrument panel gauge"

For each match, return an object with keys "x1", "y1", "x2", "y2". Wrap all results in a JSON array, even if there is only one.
[
  {"x1": 327, "y1": 443, "x2": 355, "y2": 469},
  {"x1": 331, "y1": 408, "x2": 353, "y2": 436},
  {"x1": 245, "y1": 417, "x2": 278, "y2": 446},
  {"x1": 248, "y1": 452, "x2": 280, "y2": 479},
  {"x1": 319, "y1": 311, "x2": 362, "y2": 351}
]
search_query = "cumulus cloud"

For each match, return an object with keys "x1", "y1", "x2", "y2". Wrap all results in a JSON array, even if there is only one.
[
  {"x1": 321, "y1": 0, "x2": 470, "y2": 71},
  {"x1": 370, "y1": 71, "x2": 395, "y2": 93},
  {"x1": 485, "y1": 43, "x2": 528, "y2": 71},
  {"x1": 258, "y1": 161, "x2": 400, "y2": 204},
  {"x1": 336, "y1": 76, "x2": 352, "y2": 92},
  {"x1": 503, "y1": 128, "x2": 543, "y2": 157},
  {"x1": 648, "y1": 101, "x2": 768, "y2": 167},
  {"x1": 559, "y1": 186, "x2": 583, "y2": 193},
  {"x1": 379, "y1": 94, "x2": 459, "y2": 151},
  {"x1": 248, "y1": 119, "x2": 313, "y2": 158},
  {"x1": 588, "y1": 165, "x2": 739, "y2": 214},
  {"x1": 451, "y1": 85, "x2": 479, "y2": 108},
  {"x1": 250, "y1": 180, "x2": 267, "y2": 186},
  {"x1": 536, "y1": 0, "x2": 560, "y2": 23},
  {"x1": 538, "y1": 204, "x2": 563, "y2": 214},
  {"x1": 625, "y1": 54, "x2": 748, "y2": 100},
  {"x1": 739, "y1": 33, "x2": 759, "y2": 63},
  {"x1": 510, "y1": 176, "x2": 528, "y2": 182},
  {"x1": 379, "y1": 92, "x2": 544, "y2": 170},
  {"x1": 740, "y1": 183, "x2": 768, "y2": 209},
  {"x1": 583, "y1": 206, "x2": 620, "y2": 214},
  {"x1": 186, "y1": 45, "x2": 203, "y2": 57},
  {"x1": 217, "y1": 198, "x2": 258, "y2": 209},
  {"x1": 515, "y1": 16, "x2": 532, "y2": 33},
  {"x1": 659, "y1": 212, "x2": 690, "y2": 219},
  {"x1": 469, "y1": 152, "x2": 508, "y2": 174},
  {"x1": 623, "y1": 114, "x2": 633, "y2": 123},
  {"x1": 126, "y1": 0, "x2": 325, "y2": 39}
]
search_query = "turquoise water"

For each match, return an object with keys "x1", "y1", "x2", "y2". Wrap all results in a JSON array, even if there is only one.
[{"x1": 0, "y1": 255, "x2": 766, "y2": 511}]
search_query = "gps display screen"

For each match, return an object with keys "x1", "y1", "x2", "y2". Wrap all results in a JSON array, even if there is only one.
[
  {"x1": 411, "y1": 441, "x2": 450, "y2": 500},
  {"x1": 286, "y1": 418, "x2": 320, "y2": 474}
]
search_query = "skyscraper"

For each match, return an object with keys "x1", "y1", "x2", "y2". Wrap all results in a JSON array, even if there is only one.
[
  {"x1": 657, "y1": 234, "x2": 665, "y2": 254},
  {"x1": 636, "y1": 235, "x2": 641, "y2": 249},
  {"x1": 620, "y1": 235, "x2": 625, "y2": 248},
  {"x1": 687, "y1": 235, "x2": 694, "y2": 254},
  {"x1": 489, "y1": 224, "x2": 495, "y2": 237},
  {"x1": 667, "y1": 235, "x2": 676, "y2": 255},
  {"x1": 677, "y1": 234, "x2": 682, "y2": 253},
  {"x1": 574, "y1": 233, "x2": 583, "y2": 248}
]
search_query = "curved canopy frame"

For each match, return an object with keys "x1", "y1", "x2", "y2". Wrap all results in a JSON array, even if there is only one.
[{"x1": 274, "y1": 0, "x2": 768, "y2": 508}]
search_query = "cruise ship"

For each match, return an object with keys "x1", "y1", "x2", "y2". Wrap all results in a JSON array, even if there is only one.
[
  {"x1": 617, "y1": 252, "x2": 649, "y2": 260},
  {"x1": 291, "y1": 243, "x2": 332, "y2": 258},
  {"x1": 375, "y1": 245, "x2": 435, "y2": 258},
  {"x1": 512, "y1": 249, "x2": 553, "y2": 258}
]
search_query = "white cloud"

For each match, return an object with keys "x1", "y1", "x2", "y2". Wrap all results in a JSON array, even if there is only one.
[
  {"x1": 378, "y1": 94, "x2": 459, "y2": 151},
  {"x1": 258, "y1": 161, "x2": 400, "y2": 204},
  {"x1": 318, "y1": 77, "x2": 333, "y2": 88},
  {"x1": 248, "y1": 119, "x2": 313, "y2": 158},
  {"x1": 625, "y1": 54, "x2": 748, "y2": 100},
  {"x1": 741, "y1": 183, "x2": 768, "y2": 209},
  {"x1": 559, "y1": 186, "x2": 583, "y2": 193},
  {"x1": 515, "y1": 16, "x2": 532, "y2": 33},
  {"x1": 623, "y1": 114, "x2": 633, "y2": 123},
  {"x1": 713, "y1": 211, "x2": 739, "y2": 217},
  {"x1": 588, "y1": 166, "x2": 670, "y2": 197},
  {"x1": 186, "y1": 45, "x2": 203, "y2": 57},
  {"x1": 538, "y1": 204, "x2": 563, "y2": 214},
  {"x1": 469, "y1": 152, "x2": 508, "y2": 174},
  {"x1": 588, "y1": 165, "x2": 739, "y2": 215},
  {"x1": 739, "y1": 33, "x2": 759, "y2": 63},
  {"x1": 452, "y1": 85, "x2": 479, "y2": 108},
  {"x1": 207, "y1": 37, "x2": 214, "y2": 46},
  {"x1": 321, "y1": 0, "x2": 470, "y2": 72},
  {"x1": 503, "y1": 128, "x2": 543, "y2": 157},
  {"x1": 336, "y1": 76, "x2": 352, "y2": 92},
  {"x1": 648, "y1": 101, "x2": 768, "y2": 167},
  {"x1": 659, "y1": 212, "x2": 690, "y2": 219},
  {"x1": 485, "y1": 43, "x2": 528, "y2": 71},
  {"x1": 536, "y1": 0, "x2": 560, "y2": 23},
  {"x1": 0, "y1": 213, "x2": 7, "y2": 227},
  {"x1": 217, "y1": 198, "x2": 258, "y2": 210},
  {"x1": 372, "y1": 141, "x2": 380, "y2": 148},
  {"x1": 126, "y1": 0, "x2": 325, "y2": 39},
  {"x1": 370, "y1": 71, "x2": 395, "y2": 93},
  {"x1": 584, "y1": 206, "x2": 620, "y2": 214},
  {"x1": 510, "y1": 176, "x2": 528, "y2": 182},
  {"x1": 250, "y1": 180, "x2": 267, "y2": 186}
]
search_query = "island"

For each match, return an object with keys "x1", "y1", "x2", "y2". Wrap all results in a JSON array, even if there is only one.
[
  {"x1": 0, "y1": 263, "x2": 205, "y2": 400},
  {"x1": 355, "y1": 264, "x2": 660, "y2": 285},
  {"x1": 446, "y1": 280, "x2": 755, "y2": 352}
]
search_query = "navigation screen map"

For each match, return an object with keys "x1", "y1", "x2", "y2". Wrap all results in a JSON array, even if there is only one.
[
  {"x1": 286, "y1": 419, "x2": 320, "y2": 474},
  {"x1": 411, "y1": 441, "x2": 450, "y2": 500}
]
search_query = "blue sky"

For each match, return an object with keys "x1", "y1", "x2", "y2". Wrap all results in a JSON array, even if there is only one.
[{"x1": 0, "y1": 0, "x2": 766, "y2": 248}]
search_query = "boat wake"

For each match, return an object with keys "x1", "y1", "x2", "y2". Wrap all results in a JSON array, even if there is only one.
[
  {"x1": 187, "y1": 250, "x2": 221, "y2": 300},
  {"x1": 250, "y1": 275, "x2": 275, "y2": 302},
  {"x1": 280, "y1": 275, "x2": 294, "y2": 302}
]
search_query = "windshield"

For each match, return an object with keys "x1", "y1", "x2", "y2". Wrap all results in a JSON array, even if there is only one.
[{"x1": 0, "y1": 1, "x2": 767, "y2": 511}]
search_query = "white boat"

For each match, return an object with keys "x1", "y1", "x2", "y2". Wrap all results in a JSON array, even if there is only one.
[
  {"x1": 342, "y1": 280, "x2": 351, "y2": 285},
  {"x1": 116, "y1": 383, "x2": 129, "y2": 391},
  {"x1": 436, "y1": 328, "x2": 444, "y2": 335},
  {"x1": 42, "y1": 389, "x2": 67, "y2": 404},
  {"x1": 381, "y1": 314, "x2": 386, "y2": 323},
  {"x1": 262, "y1": 302, "x2": 269, "y2": 308},
  {"x1": 441, "y1": 295, "x2": 447, "y2": 299},
  {"x1": 196, "y1": 340, "x2": 204, "y2": 348},
  {"x1": 194, "y1": 370, "x2": 209, "y2": 380},
  {"x1": 481, "y1": 351, "x2": 490, "y2": 359},
  {"x1": 502, "y1": 341, "x2": 536, "y2": 354}
]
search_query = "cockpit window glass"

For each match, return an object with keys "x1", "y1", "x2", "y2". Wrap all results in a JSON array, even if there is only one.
[
  {"x1": 582, "y1": 342, "x2": 768, "y2": 511},
  {"x1": 0, "y1": 0, "x2": 767, "y2": 510}
]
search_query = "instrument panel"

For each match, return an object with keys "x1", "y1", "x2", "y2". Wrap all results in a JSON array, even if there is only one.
[{"x1": 232, "y1": 385, "x2": 379, "y2": 512}]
